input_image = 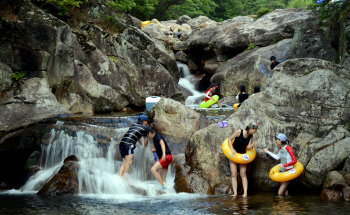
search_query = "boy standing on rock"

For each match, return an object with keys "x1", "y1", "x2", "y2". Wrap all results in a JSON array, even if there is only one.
[
  {"x1": 118, "y1": 115, "x2": 149, "y2": 184},
  {"x1": 146, "y1": 127, "x2": 172, "y2": 189}
]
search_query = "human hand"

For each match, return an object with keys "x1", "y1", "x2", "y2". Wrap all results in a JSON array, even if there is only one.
[
  {"x1": 278, "y1": 164, "x2": 284, "y2": 169},
  {"x1": 263, "y1": 148, "x2": 268, "y2": 154},
  {"x1": 162, "y1": 155, "x2": 166, "y2": 161},
  {"x1": 211, "y1": 98, "x2": 215, "y2": 101}
]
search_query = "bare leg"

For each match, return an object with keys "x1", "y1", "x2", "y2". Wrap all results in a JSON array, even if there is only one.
[
  {"x1": 123, "y1": 154, "x2": 134, "y2": 174},
  {"x1": 229, "y1": 160, "x2": 238, "y2": 196},
  {"x1": 151, "y1": 161, "x2": 165, "y2": 187},
  {"x1": 240, "y1": 164, "x2": 248, "y2": 197},
  {"x1": 160, "y1": 168, "x2": 168, "y2": 183},
  {"x1": 118, "y1": 158, "x2": 126, "y2": 176},
  {"x1": 217, "y1": 101, "x2": 222, "y2": 108},
  {"x1": 285, "y1": 189, "x2": 289, "y2": 196},
  {"x1": 278, "y1": 181, "x2": 290, "y2": 196}
]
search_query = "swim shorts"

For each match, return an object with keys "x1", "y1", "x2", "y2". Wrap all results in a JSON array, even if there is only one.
[
  {"x1": 159, "y1": 154, "x2": 173, "y2": 168},
  {"x1": 119, "y1": 142, "x2": 136, "y2": 158}
]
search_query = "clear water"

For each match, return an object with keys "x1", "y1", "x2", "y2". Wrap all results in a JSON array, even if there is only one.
[{"x1": 1, "y1": 191, "x2": 349, "y2": 214}]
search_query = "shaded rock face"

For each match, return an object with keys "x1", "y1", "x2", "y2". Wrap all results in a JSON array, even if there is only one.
[
  {"x1": 321, "y1": 171, "x2": 350, "y2": 202},
  {"x1": 175, "y1": 58, "x2": 350, "y2": 194},
  {"x1": 0, "y1": 78, "x2": 71, "y2": 132},
  {"x1": 175, "y1": 51, "x2": 189, "y2": 63},
  {"x1": 148, "y1": 98, "x2": 201, "y2": 145},
  {"x1": 286, "y1": 17, "x2": 337, "y2": 62},
  {"x1": 37, "y1": 160, "x2": 80, "y2": 196},
  {"x1": 173, "y1": 9, "x2": 311, "y2": 56},
  {"x1": 212, "y1": 39, "x2": 291, "y2": 97},
  {"x1": 0, "y1": 62, "x2": 13, "y2": 93},
  {"x1": 0, "y1": 9, "x2": 74, "y2": 90}
]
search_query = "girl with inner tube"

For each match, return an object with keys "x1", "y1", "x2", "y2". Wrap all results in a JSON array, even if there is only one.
[
  {"x1": 263, "y1": 133, "x2": 297, "y2": 196},
  {"x1": 205, "y1": 83, "x2": 222, "y2": 108},
  {"x1": 227, "y1": 122, "x2": 258, "y2": 197}
]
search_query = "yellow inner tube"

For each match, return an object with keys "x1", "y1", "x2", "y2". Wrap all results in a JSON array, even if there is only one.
[
  {"x1": 233, "y1": 103, "x2": 240, "y2": 109},
  {"x1": 222, "y1": 138, "x2": 256, "y2": 164},
  {"x1": 269, "y1": 162, "x2": 304, "y2": 182},
  {"x1": 142, "y1": 21, "x2": 150, "y2": 28},
  {"x1": 199, "y1": 95, "x2": 219, "y2": 108}
]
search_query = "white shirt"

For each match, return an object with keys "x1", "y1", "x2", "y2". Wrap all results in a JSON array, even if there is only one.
[{"x1": 267, "y1": 145, "x2": 293, "y2": 170}]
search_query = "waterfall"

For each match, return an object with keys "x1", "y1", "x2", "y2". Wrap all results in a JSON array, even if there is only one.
[
  {"x1": 177, "y1": 62, "x2": 205, "y2": 106},
  {"x1": 21, "y1": 120, "x2": 177, "y2": 196}
]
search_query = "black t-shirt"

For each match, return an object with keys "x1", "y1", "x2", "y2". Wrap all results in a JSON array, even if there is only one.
[
  {"x1": 153, "y1": 133, "x2": 172, "y2": 158},
  {"x1": 233, "y1": 129, "x2": 252, "y2": 153},
  {"x1": 270, "y1": 61, "x2": 280, "y2": 70},
  {"x1": 238, "y1": 93, "x2": 249, "y2": 103},
  {"x1": 120, "y1": 124, "x2": 148, "y2": 145}
]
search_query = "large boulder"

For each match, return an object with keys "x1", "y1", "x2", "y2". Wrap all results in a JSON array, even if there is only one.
[
  {"x1": 211, "y1": 39, "x2": 292, "y2": 96},
  {"x1": 0, "y1": 8, "x2": 74, "y2": 91},
  {"x1": 0, "y1": 62, "x2": 13, "y2": 93},
  {"x1": 321, "y1": 171, "x2": 350, "y2": 202},
  {"x1": 0, "y1": 78, "x2": 71, "y2": 132},
  {"x1": 37, "y1": 160, "x2": 80, "y2": 196},
  {"x1": 148, "y1": 98, "x2": 201, "y2": 145},
  {"x1": 286, "y1": 16, "x2": 337, "y2": 62},
  {"x1": 142, "y1": 23, "x2": 167, "y2": 40},
  {"x1": 176, "y1": 15, "x2": 191, "y2": 25},
  {"x1": 173, "y1": 9, "x2": 311, "y2": 56},
  {"x1": 175, "y1": 51, "x2": 189, "y2": 63},
  {"x1": 187, "y1": 16, "x2": 216, "y2": 30},
  {"x1": 219, "y1": 16, "x2": 254, "y2": 25},
  {"x1": 175, "y1": 58, "x2": 350, "y2": 194}
]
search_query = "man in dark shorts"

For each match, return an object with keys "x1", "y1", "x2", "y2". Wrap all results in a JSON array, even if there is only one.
[
  {"x1": 118, "y1": 115, "x2": 149, "y2": 183},
  {"x1": 146, "y1": 127, "x2": 172, "y2": 189}
]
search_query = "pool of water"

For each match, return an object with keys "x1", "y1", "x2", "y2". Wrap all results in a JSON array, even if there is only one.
[{"x1": 1, "y1": 191, "x2": 349, "y2": 214}]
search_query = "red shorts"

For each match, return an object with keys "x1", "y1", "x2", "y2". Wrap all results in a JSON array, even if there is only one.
[{"x1": 159, "y1": 154, "x2": 173, "y2": 168}]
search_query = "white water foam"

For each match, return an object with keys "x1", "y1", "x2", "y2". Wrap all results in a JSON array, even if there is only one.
[
  {"x1": 17, "y1": 121, "x2": 201, "y2": 201},
  {"x1": 177, "y1": 62, "x2": 205, "y2": 106}
]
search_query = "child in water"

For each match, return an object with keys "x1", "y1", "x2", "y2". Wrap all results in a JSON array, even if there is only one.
[
  {"x1": 263, "y1": 133, "x2": 297, "y2": 196},
  {"x1": 205, "y1": 83, "x2": 222, "y2": 108}
]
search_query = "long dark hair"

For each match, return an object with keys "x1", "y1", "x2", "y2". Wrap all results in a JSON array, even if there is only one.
[
  {"x1": 254, "y1": 86, "x2": 260, "y2": 93},
  {"x1": 240, "y1": 86, "x2": 246, "y2": 93},
  {"x1": 281, "y1": 140, "x2": 289, "y2": 145}
]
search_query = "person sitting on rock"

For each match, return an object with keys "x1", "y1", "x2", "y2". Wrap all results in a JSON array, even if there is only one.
[
  {"x1": 205, "y1": 83, "x2": 222, "y2": 108},
  {"x1": 270, "y1": 56, "x2": 280, "y2": 70},
  {"x1": 118, "y1": 114, "x2": 149, "y2": 184},
  {"x1": 146, "y1": 127, "x2": 172, "y2": 190},
  {"x1": 249, "y1": 86, "x2": 260, "y2": 98},
  {"x1": 235, "y1": 85, "x2": 248, "y2": 107},
  {"x1": 227, "y1": 122, "x2": 258, "y2": 197},
  {"x1": 263, "y1": 133, "x2": 297, "y2": 196}
]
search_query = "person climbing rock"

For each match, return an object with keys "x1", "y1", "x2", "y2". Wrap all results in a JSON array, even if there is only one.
[
  {"x1": 205, "y1": 83, "x2": 222, "y2": 108},
  {"x1": 118, "y1": 114, "x2": 149, "y2": 184},
  {"x1": 227, "y1": 122, "x2": 258, "y2": 197},
  {"x1": 270, "y1": 56, "x2": 280, "y2": 70},
  {"x1": 263, "y1": 133, "x2": 297, "y2": 196},
  {"x1": 235, "y1": 85, "x2": 249, "y2": 107},
  {"x1": 146, "y1": 127, "x2": 172, "y2": 190}
]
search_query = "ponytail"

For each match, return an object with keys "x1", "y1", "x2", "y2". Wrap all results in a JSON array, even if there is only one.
[{"x1": 281, "y1": 140, "x2": 289, "y2": 145}]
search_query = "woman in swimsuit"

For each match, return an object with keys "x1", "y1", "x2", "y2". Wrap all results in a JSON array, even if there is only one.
[{"x1": 227, "y1": 122, "x2": 258, "y2": 197}]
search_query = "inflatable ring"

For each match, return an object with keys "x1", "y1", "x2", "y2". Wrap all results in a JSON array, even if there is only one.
[
  {"x1": 269, "y1": 162, "x2": 304, "y2": 182},
  {"x1": 142, "y1": 21, "x2": 150, "y2": 28},
  {"x1": 199, "y1": 95, "x2": 219, "y2": 108},
  {"x1": 222, "y1": 138, "x2": 256, "y2": 164},
  {"x1": 233, "y1": 103, "x2": 240, "y2": 109}
]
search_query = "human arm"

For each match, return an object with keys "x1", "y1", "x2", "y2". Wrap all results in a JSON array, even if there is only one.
[
  {"x1": 283, "y1": 146, "x2": 297, "y2": 168},
  {"x1": 143, "y1": 137, "x2": 148, "y2": 150},
  {"x1": 247, "y1": 136, "x2": 257, "y2": 150},
  {"x1": 228, "y1": 130, "x2": 241, "y2": 155},
  {"x1": 160, "y1": 139, "x2": 166, "y2": 161},
  {"x1": 205, "y1": 91, "x2": 213, "y2": 100},
  {"x1": 265, "y1": 149, "x2": 280, "y2": 160},
  {"x1": 235, "y1": 93, "x2": 239, "y2": 100}
]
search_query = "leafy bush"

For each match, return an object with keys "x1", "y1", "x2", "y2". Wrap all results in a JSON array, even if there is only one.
[
  {"x1": 307, "y1": 0, "x2": 345, "y2": 22},
  {"x1": 287, "y1": 0, "x2": 314, "y2": 9},
  {"x1": 106, "y1": 0, "x2": 136, "y2": 12},
  {"x1": 12, "y1": 72, "x2": 26, "y2": 81},
  {"x1": 95, "y1": 13, "x2": 122, "y2": 33},
  {"x1": 43, "y1": 0, "x2": 88, "y2": 16},
  {"x1": 249, "y1": 43, "x2": 256, "y2": 49},
  {"x1": 256, "y1": 7, "x2": 272, "y2": 19}
]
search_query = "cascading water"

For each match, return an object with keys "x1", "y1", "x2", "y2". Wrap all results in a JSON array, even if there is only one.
[
  {"x1": 21, "y1": 119, "x2": 180, "y2": 197},
  {"x1": 177, "y1": 62, "x2": 205, "y2": 106}
]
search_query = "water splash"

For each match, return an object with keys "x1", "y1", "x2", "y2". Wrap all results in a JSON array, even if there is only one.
[{"x1": 177, "y1": 62, "x2": 205, "y2": 105}]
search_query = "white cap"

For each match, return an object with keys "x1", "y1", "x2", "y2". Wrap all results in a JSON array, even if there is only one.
[{"x1": 276, "y1": 133, "x2": 287, "y2": 141}]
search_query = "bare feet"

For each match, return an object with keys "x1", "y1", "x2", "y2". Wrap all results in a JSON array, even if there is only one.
[
  {"x1": 230, "y1": 194, "x2": 238, "y2": 197},
  {"x1": 242, "y1": 194, "x2": 248, "y2": 198}
]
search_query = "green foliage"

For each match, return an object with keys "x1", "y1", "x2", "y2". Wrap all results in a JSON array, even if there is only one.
[
  {"x1": 307, "y1": 1, "x2": 344, "y2": 22},
  {"x1": 287, "y1": 0, "x2": 314, "y2": 9},
  {"x1": 164, "y1": 44, "x2": 172, "y2": 51},
  {"x1": 249, "y1": 43, "x2": 256, "y2": 49},
  {"x1": 273, "y1": 35, "x2": 281, "y2": 43},
  {"x1": 106, "y1": 0, "x2": 136, "y2": 12},
  {"x1": 95, "y1": 13, "x2": 121, "y2": 33},
  {"x1": 303, "y1": 70, "x2": 312, "y2": 76},
  {"x1": 256, "y1": 7, "x2": 272, "y2": 19},
  {"x1": 345, "y1": 121, "x2": 350, "y2": 131},
  {"x1": 131, "y1": 0, "x2": 159, "y2": 21},
  {"x1": 108, "y1": 56, "x2": 117, "y2": 63},
  {"x1": 12, "y1": 72, "x2": 26, "y2": 81},
  {"x1": 46, "y1": 0, "x2": 88, "y2": 16},
  {"x1": 210, "y1": 42, "x2": 216, "y2": 47}
]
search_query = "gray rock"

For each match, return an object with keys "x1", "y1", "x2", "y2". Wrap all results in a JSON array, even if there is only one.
[
  {"x1": 287, "y1": 17, "x2": 337, "y2": 62},
  {"x1": 219, "y1": 16, "x2": 254, "y2": 24},
  {"x1": 187, "y1": 59, "x2": 198, "y2": 73},
  {"x1": 175, "y1": 58, "x2": 350, "y2": 194},
  {"x1": 0, "y1": 78, "x2": 71, "y2": 132},
  {"x1": 180, "y1": 31, "x2": 192, "y2": 41},
  {"x1": 173, "y1": 9, "x2": 311, "y2": 55},
  {"x1": 175, "y1": 51, "x2": 189, "y2": 63},
  {"x1": 211, "y1": 39, "x2": 292, "y2": 97},
  {"x1": 142, "y1": 24, "x2": 166, "y2": 40},
  {"x1": 177, "y1": 15, "x2": 191, "y2": 25},
  {"x1": 343, "y1": 157, "x2": 350, "y2": 172},
  {"x1": 0, "y1": 62, "x2": 13, "y2": 93},
  {"x1": 187, "y1": 16, "x2": 216, "y2": 30}
]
